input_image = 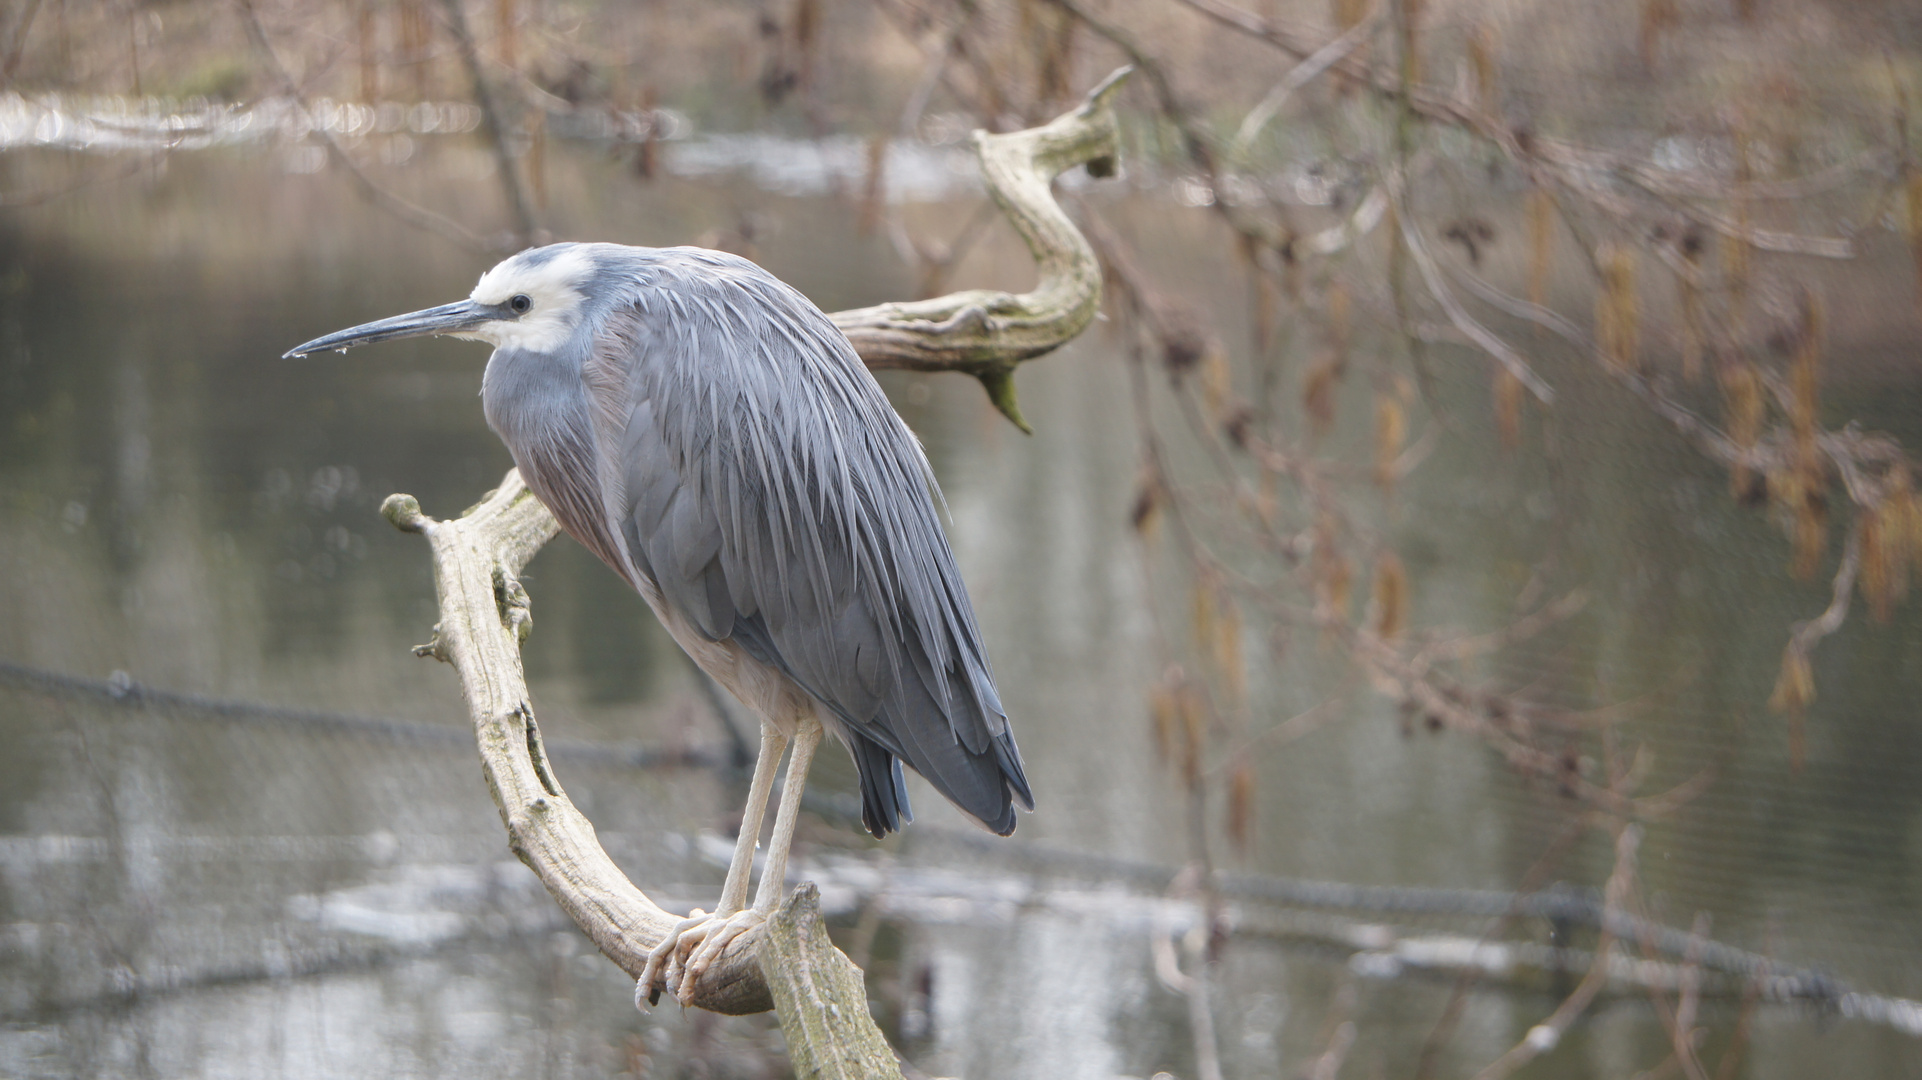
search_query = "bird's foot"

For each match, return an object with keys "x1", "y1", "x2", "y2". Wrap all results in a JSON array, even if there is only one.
[{"x1": 633, "y1": 906, "x2": 768, "y2": 1011}]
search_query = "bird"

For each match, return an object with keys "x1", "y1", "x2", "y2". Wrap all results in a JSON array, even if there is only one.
[{"x1": 286, "y1": 242, "x2": 1032, "y2": 1006}]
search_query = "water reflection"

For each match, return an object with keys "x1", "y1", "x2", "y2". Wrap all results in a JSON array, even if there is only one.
[
  {"x1": 0, "y1": 93, "x2": 486, "y2": 152},
  {"x1": 0, "y1": 135, "x2": 1919, "y2": 1079},
  {"x1": 0, "y1": 92, "x2": 982, "y2": 203}
]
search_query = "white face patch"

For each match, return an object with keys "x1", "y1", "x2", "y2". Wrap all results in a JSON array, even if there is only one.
[{"x1": 462, "y1": 245, "x2": 596, "y2": 353}]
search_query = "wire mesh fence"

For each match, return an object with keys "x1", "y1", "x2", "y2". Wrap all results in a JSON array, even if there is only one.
[{"x1": 4, "y1": 657, "x2": 1918, "y2": 1080}]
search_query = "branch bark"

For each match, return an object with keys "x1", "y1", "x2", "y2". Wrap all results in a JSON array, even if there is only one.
[
  {"x1": 831, "y1": 64, "x2": 1131, "y2": 432},
  {"x1": 374, "y1": 66, "x2": 1133, "y2": 1066},
  {"x1": 386, "y1": 475, "x2": 785, "y2": 1014}
]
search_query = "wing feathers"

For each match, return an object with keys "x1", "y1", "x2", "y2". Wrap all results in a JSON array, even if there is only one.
[{"x1": 601, "y1": 249, "x2": 1028, "y2": 837}]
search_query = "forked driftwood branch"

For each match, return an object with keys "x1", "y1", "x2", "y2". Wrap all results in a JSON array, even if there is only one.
[
  {"x1": 833, "y1": 64, "x2": 1130, "y2": 431},
  {"x1": 375, "y1": 69, "x2": 1131, "y2": 1071}
]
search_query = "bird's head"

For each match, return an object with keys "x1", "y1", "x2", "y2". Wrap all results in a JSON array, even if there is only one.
[{"x1": 283, "y1": 244, "x2": 600, "y2": 359}]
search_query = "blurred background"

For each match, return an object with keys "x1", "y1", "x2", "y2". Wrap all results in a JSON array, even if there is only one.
[{"x1": 1, "y1": 1, "x2": 1920, "y2": 1077}]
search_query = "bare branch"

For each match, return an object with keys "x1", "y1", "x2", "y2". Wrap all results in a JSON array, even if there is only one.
[
  {"x1": 434, "y1": 0, "x2": 542, "y2": 247},
  {"x1": 1471, "y1": 825, "x2": 1641, "y2": 1080},
  {"x1": 757, "y1": 885, "x2": 904, "y2": 1077},
  {"x1": 1230, "y1": 13, "x2": 1381, "y2": 162},
  {"x1": 1170, "y1": 0, "x2": 1861, "y2": 259},
  {"x1": 1156, "y1": 866, "x2": 1227, "y2": 1080},
  {"x1": 831, "y1": 65, "x2": 1132, "y2": 431},
  {"x1": 1303, "y1": 186, "x2": 1388, "y2": 255},
  {"x1": 1391, "y1": 176, "x2": 1555, "y2": 403},
  {"x1": 1043, "y1": 0, "x2": 1303, "y2": 261},
  {"x1": 1792, "y1": 526, "x2": 1864, "y2": 656},
  {"x1": 0, "y1": 0, "x2": 45, "y2": 86},
  {"x1": 235, "y1": 0, "x2": 491, "y2": 254}
]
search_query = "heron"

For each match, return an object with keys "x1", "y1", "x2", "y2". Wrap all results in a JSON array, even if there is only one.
[{"x1": 286, "y1": 242, "x2": 1032, "y2": 1006}]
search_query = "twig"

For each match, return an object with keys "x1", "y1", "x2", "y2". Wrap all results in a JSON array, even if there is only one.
[
  {"x1": 1713, "y1": 955, "x2": 1769, "y2": 1080},
  {"x1": 1672, "y1": 914, "x2": 1713, "y2": 1080},
  {"x1": 893, "y1": 3, "x2": 971, "y2": 139},
  {"x1": 1230, "y1": 12, "x2": 1382, "y2": 162},
  {"x1": 1170, "y1": 0, "x2": 1862, "y2": 259},
  {"x1": 1303, "y1": 186, "x2": 1388, "y2": 255},
  {"x1": 0, "y1": 0, "x2": 45, "y2": 85},
  {"x1": 234, "y1": 0, "x2": 489, "y2": 254},
  {"x1": 434, "y1": 0, "x2": 541, "y2": 247},
  {"x1": 1412, "y1": 590, "x2": 1590, "y2": 667},
  {"x1": 1211, "y1": 697, "x2": 1346, "y2": 764},
  {"x1": 1156, "y1": 866, "x2": 1226, "y2": 1080},
  {"x1": 1787, "y1": 524, "x2": 1862, "y2": 658},
  {"x1": 1390, "y1": 173, "x2": 1554, "y2": 403},
  {"x1": 1303, "y1": 982, "x2": 1357, "y2": 1080},
  {"x1": 1471, "y1": 824, "x2": 1641, "y2": 1080},
  {"x1": 1410, "y1": 814, "x2": 1589, "y2": 1080}
]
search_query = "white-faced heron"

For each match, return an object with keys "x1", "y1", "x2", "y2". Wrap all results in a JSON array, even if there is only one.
[{"x1": 286, "y1": 242, "x2": 1031, "y2": 1006}]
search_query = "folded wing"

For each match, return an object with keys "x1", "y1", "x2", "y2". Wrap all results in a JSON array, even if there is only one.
[{"x1": 598, "y1": 249, "x2": 1032, "y2": 838}]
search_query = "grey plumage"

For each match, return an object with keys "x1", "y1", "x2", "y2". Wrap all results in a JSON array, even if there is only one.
[{"x1": 289, "y1": 242, "x2": 1031, "y2": 839}]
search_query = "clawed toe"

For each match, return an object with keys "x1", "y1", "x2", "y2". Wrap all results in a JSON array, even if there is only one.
[
  {"x1": 679, "y1": 910, "x2": 764, "y2": 995},
  {"x1": 635, "y1": 908, "x2": 710, "y2": 1011},
  {"x1": 633, "y1": 907, "x2": 768, "y2": 1011}
]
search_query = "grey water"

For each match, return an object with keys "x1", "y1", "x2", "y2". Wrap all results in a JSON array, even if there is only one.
[{"x1": 0, "y1": 132, "x2": 1918, "y2": 1079}]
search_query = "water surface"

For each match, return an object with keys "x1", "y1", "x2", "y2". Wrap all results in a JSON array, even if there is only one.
[{"x1": 1, "y1": 134, "x2": 1918, "y2": 1078}]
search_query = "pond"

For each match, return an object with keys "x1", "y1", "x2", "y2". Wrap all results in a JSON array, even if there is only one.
[{"x1": 0, "y1": 121, "x2": 1918, "y2": 1079}]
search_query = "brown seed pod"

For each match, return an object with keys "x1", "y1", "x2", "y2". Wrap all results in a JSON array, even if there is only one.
[
  {"x1": 1328, "y1": 281, "x2": 1352, "y2": 366},
  {"x1": 1150, "y1": 674, "x2": 1180, "y2": 764},
  {"x1": 1526, "y1": 188, "x2": 1555, "y2": 309},
  {"x1": 1302, "y1": 354, "x2": 1342, "y2": 436},
  {"x1": 1226, "y1": 760, "x2": 1256, "y2": 853},
  {"x1": 1130, "y1": 472, "x2": 1161, "y2": 538},
  {"x1": 1596, "y1": 243, "x2": 1640, "y2": 373},
  {"x1": 1720, "y1": 359, "x2": 1766, "y2": 498},
  {"x1": 1861, "y1": 509, "x2": 1896, "y2": 623},
  {"x1": 1201, "y1": 349, "x2": 1233, "y2": 420},
  {"x1": 1769, "y1": 646, "x2": 1813, "y2": 714},
  {"x1": 1494, "y1": 368, "x2": 1525, "y2": 450},
  {"x1": 1468, "y1": 21, "x2": 1501, "y2": 113},
  {"x1": 1906, "y1": 170, "x2": 1922, "y2": 318},
  {"x1": 1374, "y1": 392, "x2": 1406, "y2": 490},
  {"x1": 1373, "y1": 552, "x2": 1408, "y2": 640},
  {"x1": 1678, "y1": 240, "x2": 1705, "y2": 382}
]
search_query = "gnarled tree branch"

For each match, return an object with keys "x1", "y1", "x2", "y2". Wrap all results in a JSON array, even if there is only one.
[{"x1": 831, "y1": 64, "x2": 1131, "y2": 431}]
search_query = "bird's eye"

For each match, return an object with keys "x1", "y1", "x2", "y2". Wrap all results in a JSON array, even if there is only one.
[{"x1": 509, "y1": 294, "x2": 533, "y2": 314}]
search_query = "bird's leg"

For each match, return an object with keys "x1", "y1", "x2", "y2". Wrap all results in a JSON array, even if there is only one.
[
  {"x1": 714, "y1": 722, "x2": 788, "y2": 916},
  {"x1": 751, "y1": 714, "x2": 822, "y2": 911},
  {"x1": 635, "y1": 720, "x2": 785, "y2": 1009},
  {"x1": 678, "y1": 714, "x2": 823, "y2": 997}
]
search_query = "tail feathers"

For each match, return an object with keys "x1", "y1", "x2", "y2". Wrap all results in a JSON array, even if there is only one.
[
  {"x1": 844, "y1": 726, "x2": 1029, "y2": 838},
  {"x1": 994, "y1": 731, "x2": 1034, "y2": 813},
  {"x1": 848, "y1": 734, "x2": 914, "y2": 839}
]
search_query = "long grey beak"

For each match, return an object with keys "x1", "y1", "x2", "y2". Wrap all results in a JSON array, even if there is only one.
[{"x1": 283, "y1": 300, "x2": 494, "y2": 358}]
